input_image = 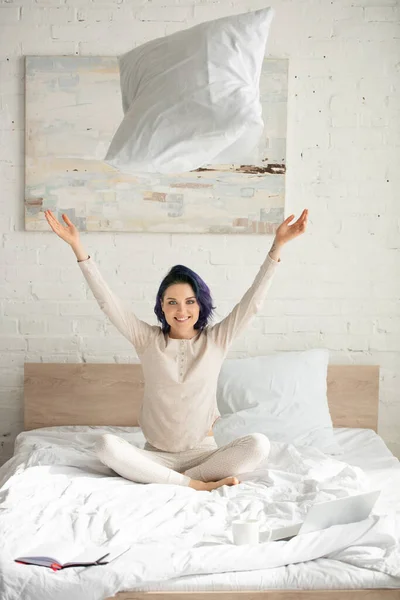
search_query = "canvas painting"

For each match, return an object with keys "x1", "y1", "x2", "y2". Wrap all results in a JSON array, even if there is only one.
[{"x1": 25, "y1": 56, "x2": 288, "y2": 234}]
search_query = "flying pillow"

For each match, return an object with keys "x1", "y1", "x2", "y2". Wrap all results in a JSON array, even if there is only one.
[{"x1": 105, "y1": 8, "x2": 274, "y2": 174}]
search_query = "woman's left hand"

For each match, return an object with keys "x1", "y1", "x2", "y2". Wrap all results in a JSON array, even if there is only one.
[{"x1": 275, "y1": 208, "x2": 308, "y2": 246}]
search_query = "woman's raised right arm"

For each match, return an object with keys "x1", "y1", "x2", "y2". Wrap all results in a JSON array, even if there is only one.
[
  {"x1": 44, "y1": 210, "x2": 156, "y2": 353},
  {"x1": 43, "y1": 210, "x2": 89, "y2": 262}
]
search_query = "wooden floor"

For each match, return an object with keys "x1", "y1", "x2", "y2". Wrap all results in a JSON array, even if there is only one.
[{"x1": 106, "y1": 590, "x2": 400, "y2": 599}]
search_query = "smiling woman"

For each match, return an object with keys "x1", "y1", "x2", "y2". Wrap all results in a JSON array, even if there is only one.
[
  {"x1": 154, "y1": 264, "x2": 215, "y2": 340},
  {"x1": 43, "y1": 208, "x2": 308, "y2": 492}
]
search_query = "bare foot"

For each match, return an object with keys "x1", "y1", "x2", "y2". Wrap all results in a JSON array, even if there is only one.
[{"x1": 189, "y1": 476, "x2": 240, "y2": 491}]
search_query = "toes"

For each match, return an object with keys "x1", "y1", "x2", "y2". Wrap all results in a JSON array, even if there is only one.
[{"x1": 225, "y1": 476, "x2": 239, "y2": 486}]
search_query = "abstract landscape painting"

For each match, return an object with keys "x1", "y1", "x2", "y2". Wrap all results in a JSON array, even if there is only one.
[{"x1": 25, "y1": 56, "x2": 288, "y2": 234}]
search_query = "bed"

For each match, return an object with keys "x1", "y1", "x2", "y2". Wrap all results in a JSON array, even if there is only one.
[{"x1": 0, "y1": 362, "x2": 399, "y2": 600}]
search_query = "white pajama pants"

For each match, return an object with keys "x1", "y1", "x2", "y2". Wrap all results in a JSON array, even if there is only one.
[{"x1": 95, "y1": 432, "x2": 271, "y2": 487}]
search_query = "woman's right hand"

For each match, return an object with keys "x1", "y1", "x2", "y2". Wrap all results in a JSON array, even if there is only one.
[{"x1": 44, "y1": 210, "x2": 80, "y2": 247}]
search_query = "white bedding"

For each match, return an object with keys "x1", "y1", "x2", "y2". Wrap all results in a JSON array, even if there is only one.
[{"x1": 0, "y1": 426, "x2": 399, "y2": 600}]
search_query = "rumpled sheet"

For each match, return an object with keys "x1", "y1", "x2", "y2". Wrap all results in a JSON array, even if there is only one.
[{"x1": 0, "y1": 426, "x2": 399, "y2": 600}]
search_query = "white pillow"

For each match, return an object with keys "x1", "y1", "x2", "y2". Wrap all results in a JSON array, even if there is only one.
[
  {"x1": 214, "y1": 349, "x2": 343, "y2": 455},
  {"x1": 105, "y1": 8, "x2": 274, "y2": 174}
]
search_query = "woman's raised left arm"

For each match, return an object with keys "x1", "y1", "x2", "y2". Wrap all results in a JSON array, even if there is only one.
[
  {"x1": 269, "y1": 208, "x2": 308, "y2": 261},
  {"x1": 211, "y1": 209, "x2": 309, "y2": 348}
]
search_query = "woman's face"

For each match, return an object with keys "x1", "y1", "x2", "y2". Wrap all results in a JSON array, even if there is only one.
[{"x1": 161, "y1": 283, "x2": 200, "y2": 337}]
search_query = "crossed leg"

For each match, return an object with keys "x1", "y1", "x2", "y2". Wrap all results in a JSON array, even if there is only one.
[
  {"x1": 183, "y1": 433, "x2": 271, "y2": 481},
  {"x1": 95, "y1": 433, "x2": 271, "y2": 491}
]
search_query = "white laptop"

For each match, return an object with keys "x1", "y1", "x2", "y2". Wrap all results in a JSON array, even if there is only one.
[{"x1": 268, "y1": 490, "x2": 381, "y2": 542}]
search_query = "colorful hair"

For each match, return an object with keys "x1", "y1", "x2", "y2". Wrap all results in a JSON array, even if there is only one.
[{"x1": 154, "y1": 265, "x2": 215, "y2": 333}]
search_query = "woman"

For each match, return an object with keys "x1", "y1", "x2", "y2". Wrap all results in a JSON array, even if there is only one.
[{"x1": 44, "y1": 208, "x2": 308, "y2": 491}]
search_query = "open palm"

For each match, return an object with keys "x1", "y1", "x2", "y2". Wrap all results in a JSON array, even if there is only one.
[
  {"x1": 44, "y1": 210, "x2": 80, "y2": 246},
  {"x1": 275, "y1": 209, "x2": 308, "y2": 245}
]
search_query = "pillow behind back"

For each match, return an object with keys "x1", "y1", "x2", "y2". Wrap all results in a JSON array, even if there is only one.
[
  {"x1": 105, "y1": 8, "x2": 274, "y2": 174},
  {"x1": 214, "y1": 349, "x2": 343, "y2": 455}
]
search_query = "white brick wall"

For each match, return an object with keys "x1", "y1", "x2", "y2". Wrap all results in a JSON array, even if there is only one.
[{"x1": 0, "y1": 0, "x2": 399, "y2": 465}]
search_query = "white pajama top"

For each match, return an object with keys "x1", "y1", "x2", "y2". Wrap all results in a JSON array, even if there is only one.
[{"x1": 78, "y1": 254, "x2": 279, "y2": 452}]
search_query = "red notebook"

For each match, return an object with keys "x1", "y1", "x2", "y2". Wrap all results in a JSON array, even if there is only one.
[{"x1": 15, "y1": 542, "x2": 130, "y2": 570}]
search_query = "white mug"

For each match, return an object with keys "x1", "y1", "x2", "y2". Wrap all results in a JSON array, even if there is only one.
[{"x1": 232, "y1": 519, "x2": 260, "y2": 545}]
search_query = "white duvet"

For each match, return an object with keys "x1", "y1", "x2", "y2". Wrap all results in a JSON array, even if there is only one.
[{"x1": 0, "y1": 426, "x2": 399, "y2": 600}]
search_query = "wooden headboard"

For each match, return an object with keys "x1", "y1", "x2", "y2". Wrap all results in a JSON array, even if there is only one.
[{"x1": 23, "y1": 363, "x2": 379, "y2": 432}]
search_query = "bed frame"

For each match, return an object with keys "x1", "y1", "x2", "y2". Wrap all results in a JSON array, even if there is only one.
[{"x1": 23, "y1": 363, "x2": 399, "y2": 600}]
